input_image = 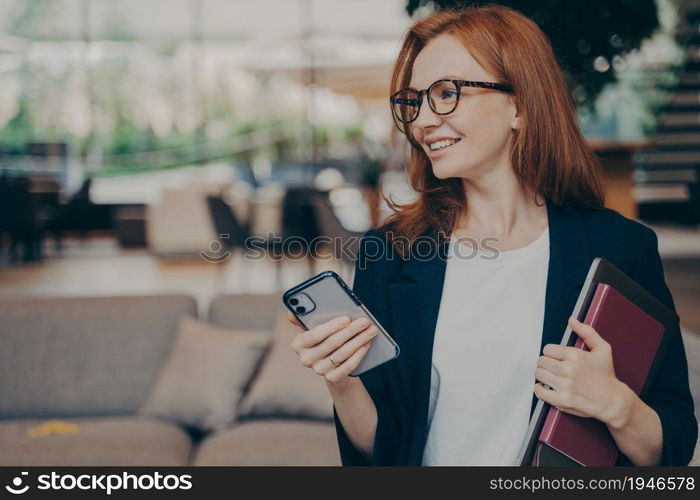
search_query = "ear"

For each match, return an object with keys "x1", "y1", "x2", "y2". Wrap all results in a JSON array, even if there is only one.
[
  {"x1": 509, "y1": 96, "x2": 520, "y2": 130},
  {"x1": 510, "y1": 106, "x2": 520, "y2": 130},
  {"x1": 511, "y1": 115, "x2": 520, "y2": 130}
]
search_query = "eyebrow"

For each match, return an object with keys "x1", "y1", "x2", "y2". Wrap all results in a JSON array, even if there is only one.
[{"x1": 406, "y1": 75, "x2": 471, "y2": 90}]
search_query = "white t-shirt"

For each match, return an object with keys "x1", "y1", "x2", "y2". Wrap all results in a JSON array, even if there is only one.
[{"x1": 422, "y1": 227, "x2": 549, "y2": 466}]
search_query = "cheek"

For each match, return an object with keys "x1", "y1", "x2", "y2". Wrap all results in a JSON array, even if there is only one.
[
  {"x1": 454, "y1": 108, "x2": 513, "y2": 155},
  {"x1": 450, "y1": 100, "x2": 507, "y2": 139}
]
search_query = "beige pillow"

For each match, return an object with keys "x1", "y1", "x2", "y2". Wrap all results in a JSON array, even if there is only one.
[
  {"x1": 140, "y1": 316, "x2": 269, "y2": 431},
  {"x1": 237, "y1": 307, "x2": 334, "y2": 421}
]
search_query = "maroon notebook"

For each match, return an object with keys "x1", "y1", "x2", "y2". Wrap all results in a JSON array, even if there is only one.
[{"x1": 532, "y1": 283, "x2": 665, "y2": 466}]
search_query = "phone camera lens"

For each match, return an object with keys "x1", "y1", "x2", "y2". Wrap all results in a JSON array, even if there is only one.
[
  {"x1": 289, "y1": 298, "x2": 298, "y2": 306},
  {"x1": 296, "y1": 306, "x2": 306, "y2": 314}
]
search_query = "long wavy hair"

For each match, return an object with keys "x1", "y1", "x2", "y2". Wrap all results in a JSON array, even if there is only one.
[{"x1": 380, "y1": 5, "x2": 605, "y2": 258}]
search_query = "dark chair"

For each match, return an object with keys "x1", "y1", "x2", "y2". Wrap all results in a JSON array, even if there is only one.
[
  {"x1": 0, "y1": 175, "x2": 42, "y2": 264},
  {"x1": 206, "y1": 195, "x2": 253, "y2": 292},
  {"x1": 278, "y1": 186, "x2": 325, "y2": 279},
  {"x1": 42, "y1": 177, "x2": 99, "y2": 252},
  {"x1": 281, "y1": 186, "x2": 322, "y2": 252},
  {"x1": 310, "y1": 191, "x2": 366, "y2": 279}
]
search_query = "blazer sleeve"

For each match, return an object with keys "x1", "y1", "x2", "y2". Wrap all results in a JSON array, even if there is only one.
[
  {"x1": 629, "y1": 227, "x2": 698, "y2": 466},
  {"x1": 332, "y1": 229, "x2": 402, "y2": 466}
]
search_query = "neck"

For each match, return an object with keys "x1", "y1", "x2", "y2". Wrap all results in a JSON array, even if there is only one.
[{"x1": 456, "y1": 166, "x2": 546, "y2": 238}]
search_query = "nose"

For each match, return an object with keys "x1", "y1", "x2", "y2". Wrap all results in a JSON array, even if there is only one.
[{"x1": 410, "y1": 95, "x2": 442, "y2": 135}]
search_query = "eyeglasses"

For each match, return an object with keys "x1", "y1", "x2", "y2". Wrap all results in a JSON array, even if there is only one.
[{"x1": 390, "y1": 79, "x2": 513, "y2": 129}]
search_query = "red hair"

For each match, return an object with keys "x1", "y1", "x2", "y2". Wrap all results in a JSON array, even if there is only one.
[{"x1": 381, "y1": 5, "x2": 605, "y2": 257}]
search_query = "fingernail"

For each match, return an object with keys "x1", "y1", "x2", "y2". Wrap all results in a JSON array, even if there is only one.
[
  {"x1": 340, "y1": 316, "x2": 351, "y2": 325},
  {"x1": 357, "y1": 317, "x2": 370, "y2": 327},
  {"x1": 368, "y1": 327, "x2": 378, "y2": 336}
]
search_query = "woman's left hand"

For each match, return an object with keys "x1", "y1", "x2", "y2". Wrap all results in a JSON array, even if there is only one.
[{"x1": 533, "y1": 316, "x2": 632, "y2": 426}]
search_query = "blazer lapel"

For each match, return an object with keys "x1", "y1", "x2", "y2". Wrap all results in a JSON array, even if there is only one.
[
  {"x1": 531, "y1": 199, "x2": 593, "y2": 416},
  {"x1": 386, "y1": 234, "x2": 449, "y2": 391},
  {"x1": 386, "y1": 234, "x2": 449, "y2": 463}
]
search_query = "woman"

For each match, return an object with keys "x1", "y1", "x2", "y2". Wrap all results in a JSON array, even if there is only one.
[{"x1": 288, "y1": 5, "x2": 697, "y2": 466}]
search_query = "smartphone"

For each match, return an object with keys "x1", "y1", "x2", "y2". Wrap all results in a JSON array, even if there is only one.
[{"x1": 282, "y1": 270, "x2": 400, "y2": 376}]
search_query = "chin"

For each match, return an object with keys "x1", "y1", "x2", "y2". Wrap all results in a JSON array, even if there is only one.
[{"x1": 431, "y1": 161, "x2": 466, "y2": 180}]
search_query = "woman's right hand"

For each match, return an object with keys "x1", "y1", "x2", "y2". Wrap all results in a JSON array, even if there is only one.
[{"x1": 288, "y1": 311, "x2": 378, "y2": 386}]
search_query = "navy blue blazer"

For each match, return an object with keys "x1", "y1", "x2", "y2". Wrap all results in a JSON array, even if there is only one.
[{"x1": 332, "y1": 198, "x2": 698, "y2": 466}]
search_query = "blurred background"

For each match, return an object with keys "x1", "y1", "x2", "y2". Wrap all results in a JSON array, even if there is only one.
[{"x1": 0, "y1": 0, "x2": 698, "y2": 466}]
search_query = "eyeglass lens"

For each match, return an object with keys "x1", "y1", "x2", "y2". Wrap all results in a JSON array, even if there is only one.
[{"x1": 392, "y1": 80, "x2": 460, "y2": 124}]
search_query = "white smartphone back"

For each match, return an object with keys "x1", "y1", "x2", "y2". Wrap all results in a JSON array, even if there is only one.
[{"x1": 283, "y1": 271, "x2": 399, "y2": 376}]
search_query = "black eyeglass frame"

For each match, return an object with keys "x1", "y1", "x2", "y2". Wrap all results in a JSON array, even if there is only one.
[{"x1": 389, "y1": 79, "x2": 514, "y2": 126}]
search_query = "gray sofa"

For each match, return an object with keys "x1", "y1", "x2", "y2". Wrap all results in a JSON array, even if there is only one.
[
  {"x1": 1, "y1": 294, "x2": 698, "y2": 466},
  {"x1": 0, "y1": 294, "x2": 340, "y2": 466}
]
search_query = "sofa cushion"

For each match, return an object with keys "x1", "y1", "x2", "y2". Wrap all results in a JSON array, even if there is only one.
[
  {"x1": 139, "y1": 316, "x2": 269, "y2": 432},
  {"x1": 0, "y1": 295, "x2": 197, "y2": 419},
  {"x1": 236, "y1": 308, "x2": 334, "y2": 421},
  {"x1": 0, "y1": 416, "x2": 191, "y2": 466},
  {"x1": 208, "y1": 294, "x2": 279, "y2": 332},
  {"x1": 192, "y1": 420, "x2": 340, "y2": 465}
]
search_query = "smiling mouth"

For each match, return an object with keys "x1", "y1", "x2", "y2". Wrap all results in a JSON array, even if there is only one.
[{"x1": 428, "y1": 138, "x2": 461, "y2": 152}]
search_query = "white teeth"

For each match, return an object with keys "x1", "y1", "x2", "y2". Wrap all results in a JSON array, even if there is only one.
[{"x1": 429, "y1": 139, "x2": 459, "y2": 151}]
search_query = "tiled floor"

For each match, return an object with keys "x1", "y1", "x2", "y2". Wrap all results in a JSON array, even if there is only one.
[{"x1": 0, "y1": 236, "x2": 350, "y2": 317}]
